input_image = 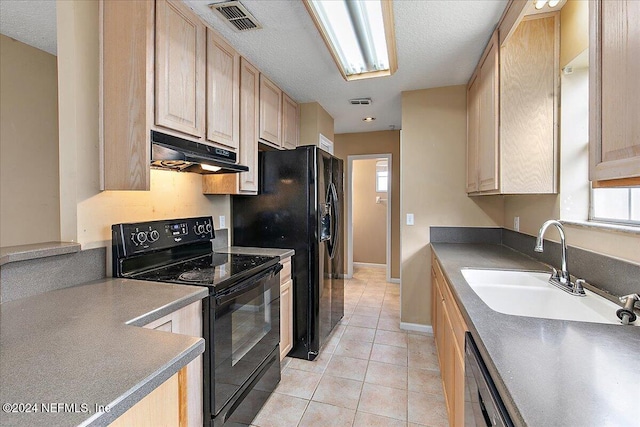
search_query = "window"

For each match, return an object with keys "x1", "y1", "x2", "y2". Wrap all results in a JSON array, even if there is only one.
[
  {"x1": 591, "y1": 187, "x2": 640, "y2": 225},
  {"x1": 375, "y1": 160, "x2": 388, "y2": 192}
]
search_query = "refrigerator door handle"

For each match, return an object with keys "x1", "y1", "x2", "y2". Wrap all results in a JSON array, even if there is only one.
[{"x1": 327, "y1": 182, "x2": 339, "y2": 259}]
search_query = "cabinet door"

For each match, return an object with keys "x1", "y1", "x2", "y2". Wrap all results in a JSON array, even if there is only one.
[
  {"x1": 282, "y1": 93, "x2": 299, "y2": 150},
  {"x1": 155, "y1": 0, "x2": 205, "y2": 138},
  {"x1": 477, "y1": 33, "x2": 499, "y2": 192},
  {"x1": 590, "y1": 0, "x2": 640, "y2": 183},
  {"x1": 280, "y1": 279, "x2": 293, "y2": 360},
  {"x1": 239, "y1": 58, "x2": 260, "y2": 193},
  {"x1": 207, "y1": 29, "x2": 239, "y2": 150},
  {"x1": 466, "y1": 73, "x2": 480, "y2": 193},
  {"x1": 259, "y1": 75, "x2": 283, "y2": 147},
  {"x1": 100, "y1": 0, "x2": 154, "y2": 191}
]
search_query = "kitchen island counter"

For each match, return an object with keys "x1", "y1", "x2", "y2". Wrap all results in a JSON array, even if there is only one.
[
  {"x1": 431, "y1": 243, "x2": 640, "y2": 427},
  {"x1": 0, "y1": 278, "x2": 207, "y2": 426}
]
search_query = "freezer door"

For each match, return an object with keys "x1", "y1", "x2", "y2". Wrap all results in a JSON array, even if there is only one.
[{"x1": 330, "y1": 156, "x2": 345, "y2": 331}]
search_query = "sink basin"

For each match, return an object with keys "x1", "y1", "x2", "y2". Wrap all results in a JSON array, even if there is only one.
[{"x1": 461, "y1": 269, "x2": 638, "y2": 326}]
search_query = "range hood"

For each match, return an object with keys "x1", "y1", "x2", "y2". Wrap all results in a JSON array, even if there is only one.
[{"x1": 150, "y1": 131, "x2": 249, "y2": 174}]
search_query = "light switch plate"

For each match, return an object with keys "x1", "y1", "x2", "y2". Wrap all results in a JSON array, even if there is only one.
[
  {"x1": 219, "y1": 215, "x2": 226, "y2": 229},
  {"x1": 514, "y1": 216, "x2": 520, "y2": 231},
  {"x1": 407, "y1": 213, "x2": 414, "y2": 226}
]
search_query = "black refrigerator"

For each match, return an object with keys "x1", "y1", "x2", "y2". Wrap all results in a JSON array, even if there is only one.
[{"x1": 232, "y1": 145, "x2": 344, "y2": 360}]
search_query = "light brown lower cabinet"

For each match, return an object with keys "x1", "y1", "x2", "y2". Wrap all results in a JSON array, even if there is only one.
[
  {"x1": 110, "y1": 370, "x2": 181, "y2": 427},
  {"x1": 280, "y1": 256, "x2": 293, "y2": 360},
  {"x1": 432, "y1": 253, "x2": 467, "y2": 427},
  {"x1": 140, "y1": 300, "x2": 203, "y2": 427}
]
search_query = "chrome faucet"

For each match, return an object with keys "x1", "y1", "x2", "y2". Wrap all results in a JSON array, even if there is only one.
[{"x1": 534, "y1": 220, "x2": 586, "y2": 296}]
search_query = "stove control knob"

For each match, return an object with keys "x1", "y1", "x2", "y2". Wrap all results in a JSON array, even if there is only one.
[
  {"x1": 149, "y1": 230, "x2": 160, "y2": 242},
  {"x1": 206, "y1": 223, "x2": 212, "y2": 233},
  {"x1": 197, "y1": 224, "x2": 205, "y2": 234},
  {"x1": 137, "y1": 231, "x2": 148, "y2": 243}
]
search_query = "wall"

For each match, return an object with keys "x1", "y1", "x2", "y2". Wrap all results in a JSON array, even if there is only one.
[
  {"x1": 0, "y1": 34, "x2": 60, "y2": 246},
  {"x1": 400, "y1": 86, "x2": 503, "y2": 326},
  {"x1": 56, "y1": 1, "x2": 230, "y2": 254},
  {"x1": 299, "y1": 102, "x2": 334, "y2": 146},
  {"x1": 334, "y1": 130, "x2": 401, "y2": 278},
  {"x1": 352, "y1": 159, "x2": 386, "y2": 264},
  {"x1": 502, "y1": 0, "x2": 639, "y2": 265}
]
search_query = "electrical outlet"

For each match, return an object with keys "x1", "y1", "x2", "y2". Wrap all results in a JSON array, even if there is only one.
[
  {"x1": 514, "y1": 216, "x2": 520, "y2": 231},
  {"x1": 219, "y1": 215, "x2": 226, "y2": 229},
  {"x1": 406, "y1": 213, "x2": 414, "y2": 226}
]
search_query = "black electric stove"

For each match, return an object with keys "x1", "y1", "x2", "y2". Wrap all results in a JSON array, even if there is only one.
[{"x1": 112, "y1": 217, "x2": 282, "y2": 427}]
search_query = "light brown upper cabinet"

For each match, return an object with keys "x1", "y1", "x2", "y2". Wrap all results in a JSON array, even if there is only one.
[
  {"x1": 101, "y1": 0, "x2": 154, "y2": 190},
  {"x1": 259, "y1": 75, "x2": 283, "y2": 148},
  {"x1": 203, "y1": 58, "x2": 260, "y2": 195},
  {"x1": 282, "y1": 93, "x2": 300, "y2": 150},
  {"x1": 155, "y1": 0, "x2": 206, "y2": 139},
  {"x1": 466, "y1": 74, "x2": 480, "y2": 193},
  {"x1": 590, "y1": 0, "x2": 640, "y2": 186},
  {"x1": 467, "y1": 13, "x2": 559, "y2": 195},
  {"x1": 206, "y1": 29, "x2": 240, "y2": 151},
  {"x1": 467, "y1": 31, "x2": 499, "y2": 193}
]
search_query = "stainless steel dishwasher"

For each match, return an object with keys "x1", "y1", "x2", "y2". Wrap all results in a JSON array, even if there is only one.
[{"x1": 464, "y1": 332, "x2": 513, "y2": 427}]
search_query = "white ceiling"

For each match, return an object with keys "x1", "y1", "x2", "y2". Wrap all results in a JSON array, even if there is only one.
[{"x1": 0, "y1": 0, "x2": 508, "y2": 134}]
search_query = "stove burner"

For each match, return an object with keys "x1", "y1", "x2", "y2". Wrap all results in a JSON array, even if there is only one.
[{"x1": 178, "y1": 268, "x2": 217, "y2": 283}]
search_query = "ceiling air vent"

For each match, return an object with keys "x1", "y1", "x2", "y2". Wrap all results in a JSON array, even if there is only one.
[
  {"x1": 209, "y1": 1, "x2": 261, "y2": 32},
  {"x1": 349, "y1": 98, "x2": 372, "y2": 106}
]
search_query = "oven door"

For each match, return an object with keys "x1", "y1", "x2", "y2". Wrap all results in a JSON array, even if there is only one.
[{"x1": 212, "y1": 264, "x2": 282, "y2": 416}]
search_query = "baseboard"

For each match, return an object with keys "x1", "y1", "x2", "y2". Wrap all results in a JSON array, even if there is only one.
[
  {"x1": 353, "y1": 262, "x2": 386, "y2": 269},
  {"x1": 388, "y1": 278, "x2": 400, "y2": 284},
  {"x1": 400, "y1": 322, "x2": 433, "y2": 334}
]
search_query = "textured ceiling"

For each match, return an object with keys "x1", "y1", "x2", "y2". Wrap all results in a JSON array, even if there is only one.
[
  {"x1": 185, "y1": 0, "x2": 508, "y2": 134},
  {"x1": 0, "y1": 0, "x2": 508, "y2": 135},
  {"x1": 0, "y1": 0, "x2": 57, "y2": 56}
]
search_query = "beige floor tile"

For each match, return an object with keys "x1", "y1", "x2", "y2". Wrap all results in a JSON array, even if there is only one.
[
  {"x1": 358, "y1": 297, "x2": 384, "y2": 308},
  {"x1": 312, "y1": 375, "x2": 363, "y2": 409},
  {"x1": 342, "y1": 325, "x2": 376, "y2": 343},
  {"x1": 408, "y1": 391, "x2": 448, "y2": 426},
  {"x1": 377, "y1": 317, "x2": 402, "y2": 332},
  {"x1": 325, "y1": 355, "x2": 369, "y2": 381},
  {"x1": 334, "y1": 338, "x2": 373, "y2": 360},
  {"x1": 408, "y1": 349, "x2": 440, "y2": 371},
  {"x1": 408, "y1": 368, "x2": 445, "y2": 397},
  {"x1": 365, "y1": 360, "x2": 408, "y2": 390},
  {"x1": 299, "y1": 401, "x2": 356, "y2": 427},
  {"x1": 348, "y1": 314, "x2": 380, "y2": 329},
  {"x1": 375, "y1": 329, "x2": 408, "y2": 348},
  {"x1": 379, "y1": 309, "x2": 401, "y2": 320},
  {"x1": 353, "y1": 411, "x2": 406, "y2": 427},
  {"x1": 275, "y1": 367, "x2": 322, "y2": 399},
  {"x1": 408, "y1": 333, "x2": 437, "y2": 353},
  {"x1": 370, "y1": 343, "x2": 408, "y2": 366},
  {"x1": 353, "y1": 304, "x2": 381, "y2": 317},
  {"x1": 252, "y1": 392, "x2": 309, "y2": 427},
  {"x1": 357, "y1": 382, "x2": 408, "y2": 421},
  {"x1": 287, "y1": 351, "x2": 333, "y2": 374}
]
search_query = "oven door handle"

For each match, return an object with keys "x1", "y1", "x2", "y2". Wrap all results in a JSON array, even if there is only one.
[{"x1": 215, "y1": 263, "x2": 283, "y2": 305}]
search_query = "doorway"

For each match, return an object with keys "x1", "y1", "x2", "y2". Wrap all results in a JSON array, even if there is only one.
[{"x1": 347, "y1": 154, "x2": 392, "y2": 282}]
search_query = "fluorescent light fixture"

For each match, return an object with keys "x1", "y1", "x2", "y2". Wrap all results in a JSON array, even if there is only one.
[
  {"x1": 534, "y1": 0, "x2": 547, "y2": 9},
  {"x1": 304, "y1": 0, "x2": 397, "y2": 81},
  {"x1": 201, "y1": 164, "x2": 222, "y2": 172},
  {"x1": 548, "y1": 0, "x2": 560, "y2": 6}
]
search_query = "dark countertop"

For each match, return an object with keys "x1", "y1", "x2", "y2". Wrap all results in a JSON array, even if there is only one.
[
  {"x1": 216, "y1": 246, "x2": 295, "y2": 259},
  {"x1": 0, "y1": 278, "x2": 208, "y2": 426},
  {"x1": 0, "y1": 241, "x2": 81, "y2": 266},
  {"x1": 431, "y1": 243, "x2": 640, "y2": 427}
]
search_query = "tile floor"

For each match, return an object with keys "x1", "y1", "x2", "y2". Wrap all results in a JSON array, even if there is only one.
[{"x1": 251, "y1": 266, "x2": 449, "y2": 427}]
